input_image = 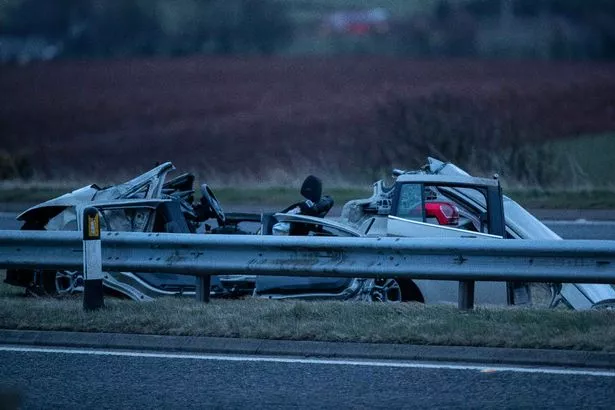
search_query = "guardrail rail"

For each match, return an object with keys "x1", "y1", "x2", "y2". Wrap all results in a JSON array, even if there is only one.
[{"x1": 1, "y1": 211, "x2": 614, "y2": 310}]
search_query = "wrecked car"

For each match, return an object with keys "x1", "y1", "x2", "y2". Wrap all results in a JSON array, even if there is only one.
[
  {"x1": 5, "y1": 159, "x2": 615, "y2": 309},
  {"x1": 4, "y1": 162, "x2": 253, "y2": 300},
  {"x1": 263, "y1": 157, "x2": 615, "y2": 309}
]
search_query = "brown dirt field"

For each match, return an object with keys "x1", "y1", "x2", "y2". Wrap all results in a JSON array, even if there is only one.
[{"x1": 1, "y1": 57, "x2": 615, "y2": 183}]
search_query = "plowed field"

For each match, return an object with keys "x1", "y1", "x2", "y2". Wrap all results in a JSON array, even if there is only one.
[{"x1": 2, "y1": 57, "x2": 615, "y2": 183}]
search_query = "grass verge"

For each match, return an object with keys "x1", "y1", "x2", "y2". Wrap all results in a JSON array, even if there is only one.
[
  {"x1": 2, "y1": 184, "x2": 615, "y2": 210},
  {"x1": 1, "y1": 282, "x2": 614, "y2": 351},
  {"x1": 548, "y1": 133, "x2": 615, "y2": 187},
  {"x1": 0, "y1": 185, "x2": 374, "y2": 208},
  {"x1": 0, "y1": 187, "x2": 74, "y2": 204},
  {"x1": 505, "y1": 189, "x2": 615, "y2": 210}
]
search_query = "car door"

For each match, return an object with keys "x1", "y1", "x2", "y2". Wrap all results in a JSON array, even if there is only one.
[
  {"x1": 77, "y1": 200, "x2": 197, "y2": 299},
  {"x1": 255, "y1": 214, "x2": 361, "y2": 298},
  {"x1": 383, "y1": 180, "x2": 511, "y2": 306}
]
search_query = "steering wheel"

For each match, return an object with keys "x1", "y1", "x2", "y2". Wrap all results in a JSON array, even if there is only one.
[{"x1": 200, "y1": 184, "x2": 226, "y2": 224}]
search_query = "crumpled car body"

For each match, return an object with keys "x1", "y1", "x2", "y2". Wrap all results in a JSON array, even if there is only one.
[
  {"x1": 5, "y1": 158, "x2": 614, "y2": 309},
  {"x1": 420, "y1": 158, "x2": 615, "y2": 309},
  {"x1": 259, "y1": 158, "x2": 615, "y2": 309},
  {"x1": 4, "y1": 162, "x2": 248, "y2": 300},
  {"x1": 257, "y1": 160, "x2": 517, "y2": 305}
]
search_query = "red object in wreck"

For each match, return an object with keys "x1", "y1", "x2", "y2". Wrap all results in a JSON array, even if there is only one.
[{"x1": 424, "y1": 201, "x2": 460, "y2": 225}]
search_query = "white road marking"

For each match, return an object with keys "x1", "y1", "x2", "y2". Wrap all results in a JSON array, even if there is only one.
[{"x1": 1, "y1": 345, "x2": 614, "y2": 377}]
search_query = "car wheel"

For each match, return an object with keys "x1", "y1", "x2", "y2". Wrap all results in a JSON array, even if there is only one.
[
  {"x1": 32, "y1": 270, "x2": 84, "y2": 297},
  {"x1": 370, "y1": 278, "x2": 403, "y2": 302}
]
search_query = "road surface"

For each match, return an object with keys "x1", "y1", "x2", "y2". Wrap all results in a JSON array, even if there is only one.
[{"x1": 0, "y1": 346, "x2": 614, "y2": 409}]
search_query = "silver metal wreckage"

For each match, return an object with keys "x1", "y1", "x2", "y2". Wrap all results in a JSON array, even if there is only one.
[{"x1": 5, "y1": 158, "x2": 615, "y2": 309}]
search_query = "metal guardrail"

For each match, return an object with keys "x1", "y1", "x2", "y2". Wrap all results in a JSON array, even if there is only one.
[
  {"x1": 2, "y1": 230, "x2": 615, "y2": 281},
  {"x1": 1, "y1": 227, "x2": 615, "y2": 309}
]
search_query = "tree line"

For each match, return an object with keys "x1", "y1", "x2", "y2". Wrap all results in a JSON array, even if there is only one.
[
  {"x1": 0, "y1": 0, "x2": 293, "y2": 57},
  {"x1": 0, "y1": 0, "x2": 614, "y2": 60}
]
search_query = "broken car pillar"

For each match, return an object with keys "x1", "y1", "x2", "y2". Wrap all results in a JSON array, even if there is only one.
[
  {"x1": 83, "y1": 207, "x2": 104, "y2": 311},
  {"x1": 458, "y1": 280, "x2": 475, "y2": 310}
]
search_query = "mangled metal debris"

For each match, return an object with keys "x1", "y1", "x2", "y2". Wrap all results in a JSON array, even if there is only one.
[{"x1": 5, "y1": 158, "x2": 615, "y2": 309}]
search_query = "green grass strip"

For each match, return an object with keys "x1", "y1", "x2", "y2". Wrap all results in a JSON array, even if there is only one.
[
  {"x1": 2, "y1": 283, "x2": 614, "y2": 351},
  {"x1": 0, "y1": 187, "x2": 72, "y2": 204},
  {"x1": 2, "y1": 185, "x2": 615, "y2": 209},
  {"x1": 506, "y1": 189, "x2": 615, "y2": 210}
]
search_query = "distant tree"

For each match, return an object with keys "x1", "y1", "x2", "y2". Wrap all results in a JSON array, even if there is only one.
[
  {"x1": 432, "y1": 1, "x2": 478, "y2": 57},
  {"x1": 237, "y1": 0, "x2": 293, "y2": 54},
  {"x1": 464, "y1": 0, "x2": 500, "y2": 17},
  {"x1": 68, "y1": 2, "x2": 161, "y2": 57},
  {"x1": 435, "y1": 0, "x2": 452, "y2": 21},
  {"x1": 464, "y1": 0, "x2": 615, "y2": 59},
  {"x1": 1, "y1": 0, "x2": 293, "y2": 58},
  {"x1": 0, "y1": 0, "x2": 83, "y2": 39},
  {"x1": 207, "y1": 0, "x2": 293, "y2": 55}
]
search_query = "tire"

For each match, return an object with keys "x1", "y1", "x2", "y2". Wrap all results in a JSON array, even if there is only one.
[
  {"x1": 31, "y1": 270, "x2": 84, "y2": 297},
  {"x1": 368, "y1": 278, "x2": 424, "y2": 303},
  {"x1": 369, "y1": 278, "x2": 403, "y2": 302}
]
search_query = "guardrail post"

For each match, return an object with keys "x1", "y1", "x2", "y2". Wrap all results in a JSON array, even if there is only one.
[
  {"x1": 196, "y1": 275, "x2": 211, "y2": 303},
  {"x1": 506, "y1": 282, "x2": 518, "y2": 305},
  {"x1": 83, "y1": 207, "x2": 104, "y2": 311},
  {"x1": 458, "y1": 280, "x2": 475, "y2": 310}
]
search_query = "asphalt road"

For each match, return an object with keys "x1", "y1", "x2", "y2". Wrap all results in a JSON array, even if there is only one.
[
  {"x1": 543, "y1": 220, "x2": 615, "y2": 240},
  {"x1": 2, "y1": 211, "x2": 615, "y2": 239},
  {"x1": 1, "y1": 346, "x2": 614, "y2": 409}
]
